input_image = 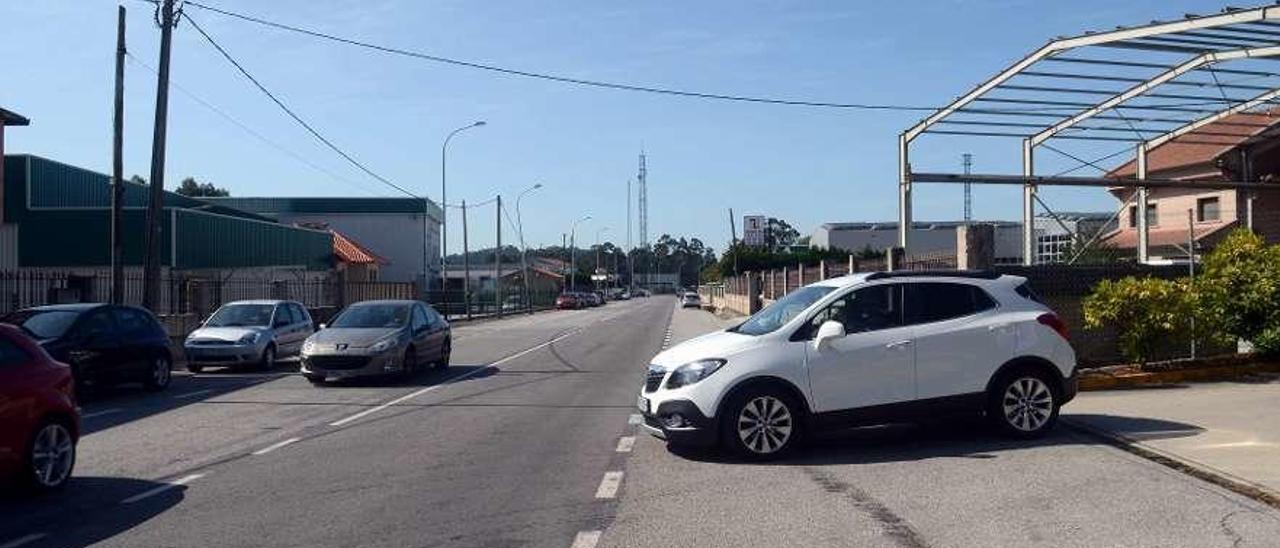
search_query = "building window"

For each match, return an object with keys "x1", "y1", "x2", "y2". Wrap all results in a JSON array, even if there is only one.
[
  {"x1": 1197, "y1": 197, "x2": 1220, "y2": 222},
  {"x1": 1128, "y1": 204, "x2": 1158, "y2": 228}
]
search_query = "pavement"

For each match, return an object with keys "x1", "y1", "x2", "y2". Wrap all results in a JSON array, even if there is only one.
[
  {"x1": 1065, "y1": 374, "x2": 1280, "y2": 499},
  {"x1": 1, "y1": 297, "x2": 1279, "y2": 547}
]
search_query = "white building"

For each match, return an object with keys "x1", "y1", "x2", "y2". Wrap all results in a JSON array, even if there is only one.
[
  {"x1": 204, "y1": 197, "x2": 442, "y2": 283},
  {"x1": 1032, "y1": 212, "x2": 1117, "y2": 264},
  {"x1": 809, "y1": 221, "x2": 1025, "y2": 264}
]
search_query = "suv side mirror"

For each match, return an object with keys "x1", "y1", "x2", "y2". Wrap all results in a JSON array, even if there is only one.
[{"x1": 813, "y1": 321, "x2": 846, "y2": 351}]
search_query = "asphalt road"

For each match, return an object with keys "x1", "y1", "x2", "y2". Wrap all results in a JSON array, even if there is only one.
[{"x1": 2, "y1": 296, "x2": 1279, "y2": 547}]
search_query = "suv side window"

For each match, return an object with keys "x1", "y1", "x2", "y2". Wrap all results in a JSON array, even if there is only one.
[
  {"x1": 803, "y1": 284, "x2": 902, "y2": 337},
  {"x1": 904, "y1": 283, "x2": 996, "y2": 325}
]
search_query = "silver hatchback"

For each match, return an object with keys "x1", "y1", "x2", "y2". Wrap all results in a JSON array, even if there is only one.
[
  {"x1": 184, "y1": 300, "x2": 314, "y2": 373},
  {"x1": 300, "y1": 300, "x2": 451, "y2": 384}
]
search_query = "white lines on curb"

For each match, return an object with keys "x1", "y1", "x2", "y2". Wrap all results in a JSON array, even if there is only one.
[
  {"x1": 0, "y1": 533, "x2": 47, "y2": 548},
  {"x1": 251, "y1": 437, "x2": 301, "y2": 456},
  {"x1": 172, "y1": 389, "x2": 213, "y2": 400},
  {"x1": 627, "y1": 414, "x2": 641, "y2": 425},
  {"x1": 329, "y1": 328, "x2": 583, "y2": 427},
  {"x1": 615, "y1": 436, "x2": 635, "y2": 453},
  {"x1": 81, "y1": 408, "x2": 123, "y2": 420},
  {"x1": 569, "y1": 531, "x2": 602, "y2": 548},
  {"x1": 594, "y1": 471, "x2": 623, "y2": 499},
  {"x1": 121, "y1": 473, "x2": 204, "y2": 504}
]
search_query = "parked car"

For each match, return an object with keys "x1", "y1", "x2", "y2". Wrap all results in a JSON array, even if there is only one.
[
  {"x1": 637, "y1": 271, "x2": 1077, "y2": 459},
  {"x1": 184, "y1": 300, "x2": 314, "y2": 373},
  {"x1": 2, "y1": 304, "x2": 173, "y2": 392},
  {"x1": 0, "y1": 324, "x2": 79, "y2": 492},
  {"x1": 300, "y1": 300, "x2": 451, "y2": 384},
  {"x1": 680, "y1": 292, "x2": 703, "y2": 309},
  {"x1": 556, "y1": 293, "x2": 581, "y2": 310}
]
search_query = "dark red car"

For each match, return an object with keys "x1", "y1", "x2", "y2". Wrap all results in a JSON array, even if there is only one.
[
  {"x1": 0, "y1": 324, "x2": 79, "y2": 492},
  {"x1": 555, "y1": 293, "x2": 581, "y2": 310}
]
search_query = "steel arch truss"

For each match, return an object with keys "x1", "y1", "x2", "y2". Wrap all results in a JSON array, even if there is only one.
[{"x1": 900, "y1": 5, "x2": 1280, "y2": 264}]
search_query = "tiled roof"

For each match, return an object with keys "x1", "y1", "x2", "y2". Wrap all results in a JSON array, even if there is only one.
[
  {"x1": 1102, "y1": 221, "x2": 1235, "y2": 249},
  {"x1": 1108, "y1": 111, "x2": 1280, "y2": 180},
  {"x1": 331, "y1": 229, "x2": 386, "y2": 265}
]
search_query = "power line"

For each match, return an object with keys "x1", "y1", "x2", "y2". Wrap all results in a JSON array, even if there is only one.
[
  {"x1": 125, "y1": 52, "x2": 381, "y2": 197},
  {"x1": 185, "y1": 13, "x2": 421, "y2": 200}
]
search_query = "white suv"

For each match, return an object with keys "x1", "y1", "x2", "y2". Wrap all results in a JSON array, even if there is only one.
[{"x1": 637, "y1": 271, "x2": 1077, "y2": 459}]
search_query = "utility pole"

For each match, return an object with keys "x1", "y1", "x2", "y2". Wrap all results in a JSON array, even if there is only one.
[
  {"x1": 962, "y1": 153, "x2": 973, "y2": 225},
  {"x1": 728, "y1": 208, "x2": 738, "y2": 276},
  {"x1": 143, "y1": 0, "x2": 178, "y2": 311},
  {"x1": 111, "y1": 5, "x2": 126, "y2": 305},
  {"x1": 495, "y1": 195, "x2": 502, "y2": 317},
  {"x1": 1188, "y1": 208, "x2": 1197, "y2": 360},
  {"x1": 462, "y1": 200, "x2": 471, "y2": 320}
]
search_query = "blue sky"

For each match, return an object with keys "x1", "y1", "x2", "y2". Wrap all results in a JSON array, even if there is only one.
[{"x1": 0, "y1": 0, "x2": 1239, "y2": 254}]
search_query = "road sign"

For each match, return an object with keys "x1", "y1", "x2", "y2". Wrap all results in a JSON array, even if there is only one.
[{"x1": 743, "y1": 215, "x2": 766, "y2": 247}]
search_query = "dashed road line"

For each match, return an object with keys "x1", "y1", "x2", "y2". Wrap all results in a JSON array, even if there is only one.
[
  {"x1": 251, "y1": 437, "x2": 301, "y2": 456},
  {"x1": 569, "y1": 531, "x2": 602, "y2": 548},
  {"x1": 121, "y1": 473, "x2": 205, "y2": 504},
  {"x1": 615, "y1": 436, "x2": 635, "y2": 453},
  {"x1": 172, "y1": 389, "x2": 214, "y2": 400},
  {"x1": 594, "y1": 471, "x2": 624, "y2": 499},
  {"x1": 329, "y1": 327, "x2": 585, "y2": 427},
  {"x1": 81, "y1": 408, "x2": 123, "y2": 420},
  {"x1": 0, "y1": 533, "x2": 47, "y2": 548}
]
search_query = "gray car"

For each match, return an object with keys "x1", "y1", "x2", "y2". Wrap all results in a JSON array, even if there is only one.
[
  {"x1": 184, "y1": 300, "x2": 314, "y2": 373},
  {"x1": 300, "y1": 300, "x2": 451, "y2": 385}
]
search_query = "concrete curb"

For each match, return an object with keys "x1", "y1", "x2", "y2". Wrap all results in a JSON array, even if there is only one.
[
  {"x1": 1062, "y1": 418, "x2": 1280, "y2": 510},
  {"x1": 1078, "y1": 362, "x2": 1280, "y2": 391}
]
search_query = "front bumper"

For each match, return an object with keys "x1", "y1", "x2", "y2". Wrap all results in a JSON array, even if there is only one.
[
  {"x1": 638, "y1": 398, "x2": 718, "y2": 447},
  {"x1": 184, "y1": 342, "x2": 264, "y2": 365},
  {"x1": 301, "y1": 350, "x2": 404, "y2": 379}
]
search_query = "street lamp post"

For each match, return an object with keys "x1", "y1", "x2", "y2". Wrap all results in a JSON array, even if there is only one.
[
  {"x1": 435, "y1": 121, "x2": 485, "y2": 302},
  {"x1": 515, "y1": 183, "x2": 543, "y2": 313},
  {"x1": 569, "y1": 216, "x2": 591, "y2": 292},
  {"x1": 595, "y1": 227, "x2": 610, "y2": 296}
]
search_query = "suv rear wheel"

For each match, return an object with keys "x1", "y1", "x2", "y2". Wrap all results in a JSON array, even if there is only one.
[
  {"x1": 720, "y1": 386, "x2": 803, "y2": 460},
  {"x1": 988, "y1": 369, "x2": 1059, "y2": 438}
]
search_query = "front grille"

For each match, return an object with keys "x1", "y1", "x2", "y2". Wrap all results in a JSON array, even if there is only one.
[
  {"x1": 306, "y1": 355, "x2": 372, "y2": 370},
  {"x1": 189, "y1": 339, "x2": 238, "y2": 346},
  {"x1": 644, "y1": 365, "x2": 666, "y2": 393}
]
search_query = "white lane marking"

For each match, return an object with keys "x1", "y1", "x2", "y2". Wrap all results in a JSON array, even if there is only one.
[
  {"x1": 172, "y1": 389, "x2": 213, "y2": 400},
  {"x1": 570, "y1": 531, "x2": 602, "y2": 548},
  {"x1": 594, "y1": 471, "x2": 624, "y2": 499},
  {"x1": 0, "y1": 533, "x2": 47, "y2": 548},
  {"x1": 329, "y1": 328, "x2": 584, "y2": 427},
  {"x1": 615, "y1": 436, "x2": 635, "y2": 453},
  {"x1": 81, "y1": 408, "x2": 123, "y2": 420},
  {"x1": 628, "y1": 414, "x2": 641, "y2": 425},
  {"x1": 121, "y1": 473, "x2": 204, "y2": 504},
  {"x1": 251, "y1": 437, "x2": 301, "y2": 456}
]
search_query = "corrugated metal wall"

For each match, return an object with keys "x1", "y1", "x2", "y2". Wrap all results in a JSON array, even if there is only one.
[{"x1": 175, "y1": 209, "x2": 331, "y2": 270}]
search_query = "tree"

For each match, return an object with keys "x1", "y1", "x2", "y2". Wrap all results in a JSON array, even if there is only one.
[
  {"x1": 128, "y1": 174, "x2": 147, "y2": 185},
  {"x1": 1083, "y1": 276, "x2": 1193, "y2": 364},
  {"x1": 763, "y1": 218, "x2": 799, "y2": 251},
  {"x1": 175, "y1": 177, "x2": 230, "y2": 197},
  {"x1": 1197, "y1": 229, "x2": 1280, "y2": 354}
]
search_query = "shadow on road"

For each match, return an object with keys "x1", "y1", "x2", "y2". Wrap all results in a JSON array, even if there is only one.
[
  {"x1": 79, "y1": 370, "x2": 294, "y2": 436},
  {"x1": 313, "y1": 364, "x2": 497, "y2": 388},
  {"x1": 667, "y1": 414, "x2": 1205, "y2": 466},
  {"x1": 0, "y1": 476, "x2": 186, "y2": 548}
]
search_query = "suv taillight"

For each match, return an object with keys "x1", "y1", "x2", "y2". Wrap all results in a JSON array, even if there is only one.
[{"x1": 1037, "y1": 313, "x2": 1069, "y2": 341}]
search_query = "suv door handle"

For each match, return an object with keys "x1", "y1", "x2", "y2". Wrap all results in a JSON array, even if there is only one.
[{"x1": 885, "y1": 340, "x2": 913, "y2": 350}]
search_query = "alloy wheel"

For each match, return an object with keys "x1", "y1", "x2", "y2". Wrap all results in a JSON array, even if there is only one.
[
  {"x1": 262, "y1": 347, "x2": 276, "y2": 370},
  {"x1": 1002, "y1": 377, "x2": 1054, "y2": 432},
  {"x1": 152, "y1": 357, "x2": 171, "y2": 387},
  {"x1": 31, "y1": 422, "x2": 75, "y2": 489},
  {"x1": 736, "y1": 396, "x2": 793, "y2": 455}
]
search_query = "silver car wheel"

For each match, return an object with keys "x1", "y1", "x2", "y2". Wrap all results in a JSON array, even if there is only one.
[
  {"x1": 737, "y1": 396, "x2": 793, "y2": 455},
  {"x1": 152, "y1": 357, "x2": 171, "y2": 387},
  {"x1": 1002, "y1": 377, "x2": 1054, "y2": 432},
  {"x1": 31, "y1": 422, "x2": 75, "y2": 488}
]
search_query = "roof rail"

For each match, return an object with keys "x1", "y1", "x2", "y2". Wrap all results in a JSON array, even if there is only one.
[{"x1": 865, "y1": 270, "x2": 1001, "y2": 281}]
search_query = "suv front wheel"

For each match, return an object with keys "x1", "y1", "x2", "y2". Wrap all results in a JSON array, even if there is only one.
[
  {"x1": 720, "y1": 386, "x2": 803, "y2": 460},
  {"x1": 989, "y1": 369, "x2": 1059, "y2": 438}
]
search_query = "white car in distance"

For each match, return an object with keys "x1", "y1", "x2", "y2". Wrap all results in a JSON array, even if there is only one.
[{"x1": 638, "y1": 271, "x2": 1077, "y2": 459}]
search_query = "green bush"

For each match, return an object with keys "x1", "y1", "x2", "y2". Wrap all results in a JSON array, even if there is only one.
[
  {"x1": 1083, "y1": 276, "x2": 1192, "y2": 364},
  {"x1": 1197, "y1": 229, "x2": 1280, "y2": 354}
]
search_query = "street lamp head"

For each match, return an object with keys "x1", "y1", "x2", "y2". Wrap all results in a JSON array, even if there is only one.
[
  {"x1": 533, "y1": 183, "x2": 543, "y2": 189},
  {"x1": 473, "y1": 121, "x2": 487, "y2": 127}
]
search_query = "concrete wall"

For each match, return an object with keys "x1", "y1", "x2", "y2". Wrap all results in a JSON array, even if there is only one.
[
  {"x1": 276, "y1": 212, "x2": 438, "y2": 283},
  {"x1": 813, "y1": 223, "x2": 1024, "y2": 263}
]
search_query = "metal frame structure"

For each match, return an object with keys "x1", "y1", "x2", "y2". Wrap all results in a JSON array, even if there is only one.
[{"x1": 900, "y1": 5, "x2": 1280, "y2": 264}]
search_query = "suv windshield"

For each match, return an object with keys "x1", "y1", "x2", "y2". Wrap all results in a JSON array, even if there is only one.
[
  {"x1": 2, "y1": 309, "x2": 81, "y2": 340},
  {"x1": 732, "y1": 286, "x2": 835, "y2": 336},
  {"x1": 331, "y1": 304, "x2": 410, "y2": 329},
  {"x1": 206, "y1": 304, "x2": 275, "y2": 327}
]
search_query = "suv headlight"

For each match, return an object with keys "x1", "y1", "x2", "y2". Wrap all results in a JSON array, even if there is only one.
[
  {"x1": 238, "y1": 332, "x2": 261, "y2": 345},
  {"x1": 369, "y1": 336, "x2": 400, "y2": 354},
  {"x1": 666, "y1": 359, "x2": 726, "y2": 389}
]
